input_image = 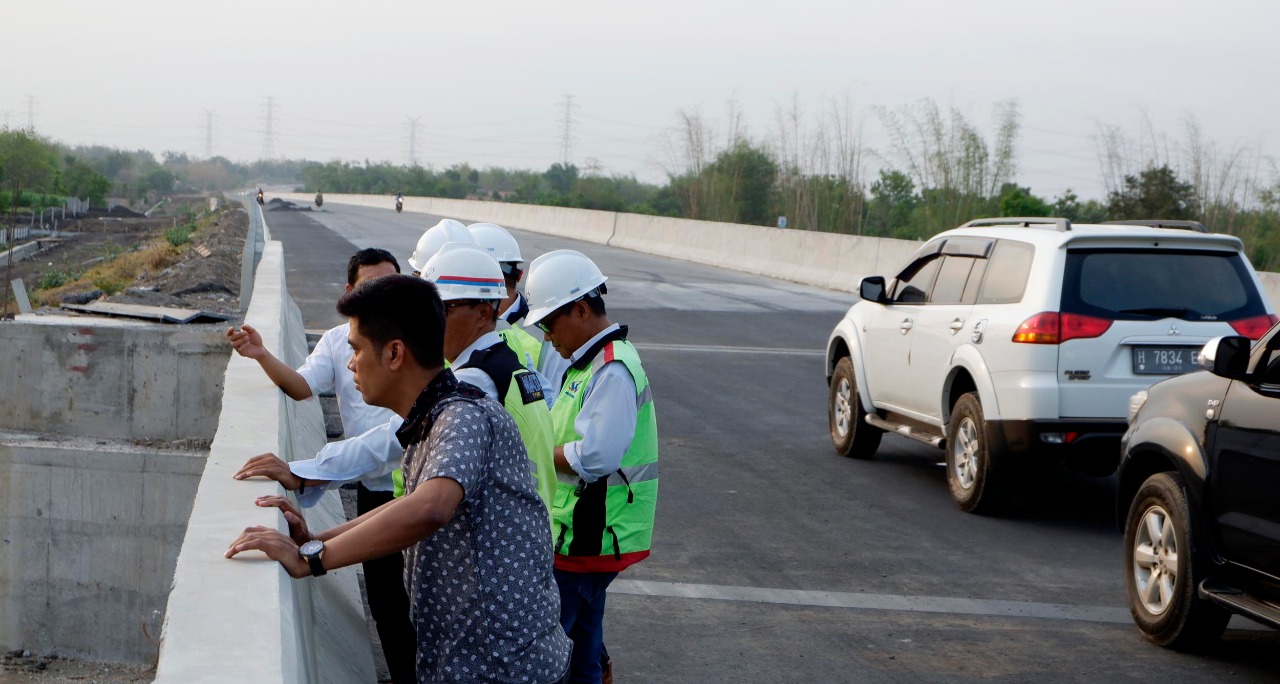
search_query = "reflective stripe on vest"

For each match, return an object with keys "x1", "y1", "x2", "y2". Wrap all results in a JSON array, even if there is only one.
[{"x1": 550, "y1": 339, "x2": 658, "y2": 573}]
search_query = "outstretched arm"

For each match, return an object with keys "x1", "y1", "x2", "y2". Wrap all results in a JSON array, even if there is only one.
[{"x1": 226, "y1": 324, "x2": 313, "y2": 400}]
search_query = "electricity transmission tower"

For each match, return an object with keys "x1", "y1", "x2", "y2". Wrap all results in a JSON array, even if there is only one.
[
  {"x1": 558, "y1": 95, "x2": 578, "y2": 167},
  {"x1": 26, "y1": 96, "x2": 35, "y2": 132},
  {"x1": 261, "y1": 96, "x2": 277, "y2": 161},
  {"x1": 203, "y1": 109, "x2": 216, "y2": 158},
  {"x1": 406, "y1": 116, "x2": 422, "y2": 166}
]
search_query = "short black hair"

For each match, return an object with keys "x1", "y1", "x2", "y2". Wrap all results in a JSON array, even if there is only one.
[
  {"x1": 337, "y1": 275, "x2": 444, "y2": 368},
  {"x1": 584, "y1": 290, "x2": 607, "y2": 317},
  {"x1": 346, "y1": 248, "x2": 401, "y2": 286}
]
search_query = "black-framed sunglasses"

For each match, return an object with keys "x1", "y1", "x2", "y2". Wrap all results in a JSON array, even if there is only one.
[{"x1": 535, "y1": 302, "x2": 574, "y2": 333}]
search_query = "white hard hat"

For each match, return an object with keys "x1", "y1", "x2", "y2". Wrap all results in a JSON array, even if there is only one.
[
  {"x1": 524, "y1": 249, "x2": 608, "y2": 326},
  {"x1": 419, "y1": 242, "x2": 508, "y2": 302},
  {"x1": 408, "y1": 219, "x2": 474, "y2": 271},
  {"x1": 467, "y1": 223, "x2": 523, "y2": 266}
]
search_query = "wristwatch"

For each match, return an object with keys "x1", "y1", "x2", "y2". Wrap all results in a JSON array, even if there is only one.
[{"x1": 299, "y1": 540, "x2": 327, "y2": 577}]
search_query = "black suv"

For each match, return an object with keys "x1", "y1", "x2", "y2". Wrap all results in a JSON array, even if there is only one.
[{"x1": 1118, "y1": 328, "x2": 1280, "y2": 649}]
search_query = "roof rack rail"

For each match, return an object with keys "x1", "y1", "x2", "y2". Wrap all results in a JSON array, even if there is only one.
[
  {"x1": 1102, "y1": 220, "x2": 1209, "y2": 233},
  {"x1": 960, "y1": 217, "x2": 1072, "y2": 232}
]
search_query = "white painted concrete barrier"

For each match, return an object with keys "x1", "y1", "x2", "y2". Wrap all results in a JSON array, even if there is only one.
[
  {"x1": 155, "y1": 240, "x2": 374, "y2": 682},
  {"x1": 279, "y1": 193, "x2": 923, "y2": 292},
  {"x1": 282, "y1": 193, "x2": 1280, "y2": 310}
]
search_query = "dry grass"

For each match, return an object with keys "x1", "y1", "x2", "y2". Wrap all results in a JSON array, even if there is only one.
[{"x1": 29, "y1": 211, "x2": 223, "y2": 308}]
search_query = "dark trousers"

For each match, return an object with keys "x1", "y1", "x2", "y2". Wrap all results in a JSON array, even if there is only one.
[
  {"x1": 553, "y1": 569, "x2": 618, "y2": 684},
  {"x1": 357, "y1": 484, "x2": 416, "y2": 684}
]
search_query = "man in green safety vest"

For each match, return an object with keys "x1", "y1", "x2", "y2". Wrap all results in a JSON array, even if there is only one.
[
  {"x1": 524, "y1": 249, "x2": 658, "y2": 684},
  {"x1": 417, "y1": 241, "x2": 558, "y2": 511}
]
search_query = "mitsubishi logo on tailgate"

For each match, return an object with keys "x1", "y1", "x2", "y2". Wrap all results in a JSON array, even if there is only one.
[{"x1": 1168, "y1": 323, "x2": 1181, "y2": 336}]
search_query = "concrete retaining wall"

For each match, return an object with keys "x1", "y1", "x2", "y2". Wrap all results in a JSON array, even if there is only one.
[
  {"x1": 0, "y1": 317, "x2": 228, "y2": 441},
  {"x1": 0, "y1": 435, "x2": 205, "y2": 663},
  {"x1": 0, "y1": 238, "x2": 43, "y2": 265},
  {"x1": 0, "y1": 315, "x2": 228, "y2": 664},
  {"x1": 155, "y1": 237, "x2": 374, "y2": 683}
]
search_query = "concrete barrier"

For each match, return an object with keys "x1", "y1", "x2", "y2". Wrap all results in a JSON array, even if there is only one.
[
  {"x1": 1259, "y1": 272, "x2": 1280, "y2": 311},
  {"x1": 0, "y1": 239, "x2": 45, "y2": 266},
  {"x1": 279, "y1": 193, "x2": 1280, "y2": 308},
  {"x1": 281, "y1": 192, "x2": 923, "y2": 291},
  {"x1": 155, "y1": 242, "x2": 374, "y2": 682}
]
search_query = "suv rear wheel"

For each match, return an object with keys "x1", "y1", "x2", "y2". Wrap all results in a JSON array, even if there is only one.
[
  {"x1": 946, "y1": 392, "x2": 1012, "y2": 514},
  {"x1": 829, "y1": 357, "x2": 882, "y2": 459},
  {"x1": 1124, "y1": 471, "x2": 1230, "y2": 649}
]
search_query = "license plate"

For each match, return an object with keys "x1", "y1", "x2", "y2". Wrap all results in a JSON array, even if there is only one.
[{"x1": 1132, "y1": 346, "x2": 1198, "y2": 375}]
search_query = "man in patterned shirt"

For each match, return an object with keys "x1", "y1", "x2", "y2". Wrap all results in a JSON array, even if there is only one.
[{"x1": 226, "y1": 274, "x2": 570, "y2": 683}]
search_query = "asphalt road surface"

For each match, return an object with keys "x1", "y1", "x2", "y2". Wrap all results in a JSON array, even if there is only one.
[{"x1": 261, "y1": 201, "x2": 1280, "y2": 683}]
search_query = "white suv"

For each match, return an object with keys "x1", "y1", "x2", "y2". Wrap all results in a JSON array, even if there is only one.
[{"x1": 825, "y1": 217, "x2": 1276, "y2": 514}]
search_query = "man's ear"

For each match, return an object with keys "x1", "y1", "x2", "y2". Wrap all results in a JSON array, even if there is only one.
[
  {"x1": 385, "y1": 340, "x2": 407, "y2": 371},
  {"x1": 345, "y1": 283, "x2": 353, "y2": 293}
]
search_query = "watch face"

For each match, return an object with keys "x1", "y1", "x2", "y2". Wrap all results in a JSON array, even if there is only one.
[{"x1": 299, "y1": 540, "x2": 324, "y2": 557}]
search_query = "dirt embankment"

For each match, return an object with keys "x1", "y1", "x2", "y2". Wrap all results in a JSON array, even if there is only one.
[{"x1": 2, "y1": 196, "x2": 249, "y2": 321}]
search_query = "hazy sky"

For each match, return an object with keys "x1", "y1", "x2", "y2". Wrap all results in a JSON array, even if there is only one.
[{"x1": 6, "y1": 0, "x2": 1277, "y2": 200}]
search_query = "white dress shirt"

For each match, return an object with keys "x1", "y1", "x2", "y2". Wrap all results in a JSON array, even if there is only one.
[
  {"x1": 291, "y1": 329, "x2": 552, "y2": 507},
  {"x1": 561, "y1": 324, "x2": 639, "y2": 485},
  {"x1": 289, "y1": 323, "x2": 397, "y2": 498}
]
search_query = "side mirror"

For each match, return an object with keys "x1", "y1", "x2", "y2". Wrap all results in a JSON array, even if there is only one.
[
  {"x1": 1197, "y1": 336, "x2": 1250, "y2": 379},
  {"x1": 860, "y1": 276, "x2": 888, "y2": 304}
]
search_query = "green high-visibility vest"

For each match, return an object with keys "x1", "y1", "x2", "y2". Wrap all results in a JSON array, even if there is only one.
[
  {"x1": 498, "y1": 323, "x2": 542, "y2": 373},
  {"x1": 393, "y1": 343, "x2": 557, "y2": 518},
  {"x1": 550, "y1": 333, "x2": 658, "y2": 573}
]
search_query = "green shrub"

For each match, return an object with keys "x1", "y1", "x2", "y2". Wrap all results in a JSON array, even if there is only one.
[
  {"x1": 165, "y1": 226, "x2": 192, "y2": 246},
  {"x1": 92, "y1": 276, "x2": 126, "y2": 295},
  {"x1": 38, "y1": 270, "x2": 67, "y2": 289}
]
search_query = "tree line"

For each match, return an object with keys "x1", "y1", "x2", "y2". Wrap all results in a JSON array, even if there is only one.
[{"x1": 6, "y1": 99, "x2": 1280, "y2": 271}]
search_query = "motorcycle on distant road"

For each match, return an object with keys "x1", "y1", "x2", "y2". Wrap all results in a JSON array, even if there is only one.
[
  {"x1": 256, "y1": 188, "x2": 264, "y2": 205},
  {"x1": 395, "y1": 193, "x2": 404, "y2": 213},
  {"x1": 314, "y1": 192, "x2": 324, "y2": 208}
]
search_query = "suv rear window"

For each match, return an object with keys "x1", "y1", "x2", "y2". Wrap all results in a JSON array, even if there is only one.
[{"x1": 1062, "y1": 249, "x2": 1266, "y2": 321}]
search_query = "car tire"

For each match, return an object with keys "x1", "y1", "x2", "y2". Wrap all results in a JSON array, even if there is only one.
[
  {"x1": 1123, "y1": 471, "x2": 1230, "y2": 650},
  {"x1": 945, "y1": 392, "x2": 1012, "y2": 514},
  {"x1": 829, "y1": 357, "x2": 882, "y2": 459}
]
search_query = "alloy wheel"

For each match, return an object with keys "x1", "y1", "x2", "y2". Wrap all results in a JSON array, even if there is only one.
[
  {"x1": 1133, "y1": 504, "x2": 1179, "y2": 616},
  {"x1": 952, "y1": 417, "x2": 979, "y2": 490}
]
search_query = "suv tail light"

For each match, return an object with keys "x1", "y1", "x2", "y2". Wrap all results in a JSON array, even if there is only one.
[
  {"x1": 1012, "y1": 312, "x2": 1113, "y2": 344},
  {"x1": 1229, "y1": 314, "x2": 1280, "y2": 340}
]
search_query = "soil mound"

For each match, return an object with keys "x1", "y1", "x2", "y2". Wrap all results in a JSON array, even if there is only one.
[{"x1": 106, "y1": 205, "x2": 145, "y2": 218}]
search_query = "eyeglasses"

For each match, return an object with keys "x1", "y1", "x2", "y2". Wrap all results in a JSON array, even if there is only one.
[
  {"x1": 445, "y1": 300, "x2": 483, "y2": 314},
  {"x1": 535, "y1": 302, "x2": 574, "y2": 333}
]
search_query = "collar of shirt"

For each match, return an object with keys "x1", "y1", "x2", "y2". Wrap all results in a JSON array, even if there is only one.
[
  {"x1": 499, "y1": 292, "x2": 529, "y2": 324},
  {"x1": 394, "y1": 369, "x2": 485, "y2": 449},
  {"x1": 452, "y1": 330, "x2": 505, "y2": 370},
  {"x1": 567, "y1": 323, "x2": 629, "y2": 372}
]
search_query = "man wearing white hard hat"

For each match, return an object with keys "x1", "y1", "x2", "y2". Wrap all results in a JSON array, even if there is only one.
[
  {"x1": 524, "y1": 249, "x2": 659, "y2": 684},
  {"x1": 419, "y1": 241, "x2": 558, "y2": 512},
  {"x1": 407, "y1": 218, "x2": 474, "y2": 276},
  {"x1": 467, "y1": 222, "x2": 545, "y2": 375}
]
